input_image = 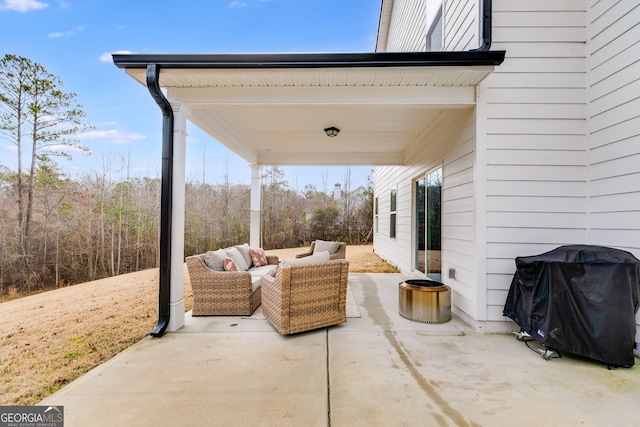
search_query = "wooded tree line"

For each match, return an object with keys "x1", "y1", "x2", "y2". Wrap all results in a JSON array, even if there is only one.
[
  {"x1": 0, "y1": 54, "x2": 373, "y2": 295},
  {"x1": 0, "y1": 163, "x2": 372, "y2": 294}
]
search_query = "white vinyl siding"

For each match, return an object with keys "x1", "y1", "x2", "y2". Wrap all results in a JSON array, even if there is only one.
[
  {"x1": 481, "y1": 0, "x2": 588, "y2": 321},
  {"x1": 379, "y1": 0, "x2": 480, "y2": 52},
  {"x1": 385, "y1": 0, "x2": 427, "y2": 52},
  {"x1": 443, "y1": 0, "x2": 478, "y2": 51},
  {"x1": 587, "y1": 1, "x2": 640, "y2": 254},
  {"x1": 586, "y1": 1, "x2": 640, "y2": 335}
]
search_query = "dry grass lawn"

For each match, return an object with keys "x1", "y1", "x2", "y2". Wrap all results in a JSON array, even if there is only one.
[{"x1": 0, "y1": 244, "x2": 394, "y2": 405}]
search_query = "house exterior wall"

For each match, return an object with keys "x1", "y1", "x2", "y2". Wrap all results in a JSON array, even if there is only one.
[
  {"x1": 375, "y1": 0, "x2": 640, "y2": 334},
  {"x1": 480, "y1": 1, "x2": 589, "y2": 324},
  {"x1": 374, "y1": 1, "x2": 484, "y2": 325},
  {"x1": 585, "y1": 0, "x2": 640, "y2": 334},
  {"x1": 385, "y1": 0, "x2": 427, "y2": 51},
  {"x1": 586, "y1": 0, "x2": 640, "y2": 255}
]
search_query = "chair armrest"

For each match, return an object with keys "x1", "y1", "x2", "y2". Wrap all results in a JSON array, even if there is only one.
[
  {"x1": 296, "y1": 242, "x2": 316, "y2": 258},
  {"x1": 260, "y1": 273, "x2": 277, "y2": 288},
  {"x1": 295, "y1": 251, "x2": 313, "y2": 259},
  {"x1": 260, "y1": 273, "x2": 289, "y2": 331},
  {"x1": 266, "y1": 255, "x2": 279, "y2": 265},
  {"x1": 329, "y1": 243, "x2": 346, "y2": 260}
]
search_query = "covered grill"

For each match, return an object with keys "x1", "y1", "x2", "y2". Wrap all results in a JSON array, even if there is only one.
[{"x1": 503, "y1": 245, "x2": 640, "y2": 367}]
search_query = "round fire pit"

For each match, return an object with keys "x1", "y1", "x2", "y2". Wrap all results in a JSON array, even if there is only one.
[{"x1": 399, "y1": 279, "x2": 451, "y2": 324}]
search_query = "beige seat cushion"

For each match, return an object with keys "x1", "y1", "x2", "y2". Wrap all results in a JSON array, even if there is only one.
[{"x1": 313, "y1": 240, "x2": 341, "y2": 255}]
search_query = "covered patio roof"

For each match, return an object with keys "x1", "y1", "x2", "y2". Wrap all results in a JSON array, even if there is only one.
[
  {"x1": 114, "y1": 51, "x2": 505, "y2": 166},
  {"x1": 112, "y1": 50, "x2": 505, "y2": 336}
]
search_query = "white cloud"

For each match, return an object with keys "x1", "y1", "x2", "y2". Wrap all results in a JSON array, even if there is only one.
[
  {"x1": 229, "y1": 1, "x2": 246, "y2": 8},
  {"x1": 77, "y1": 129, "x2": 146, "y2": 145},
  {"x1": 4, "y1": 145, "x2": 18, "y2": 152},
  {"x1": 0, "y1": 0, "x2": 48, "y2": 12},
  {"x1": 48, "y1": 31, "x2": 67, "y2": 38},
  {"x1": 48, "y1": 24, "x2": 86, "y2": 38},
  {"x1": 99, "y1": 50, "x2": 133, "y2": 63}
]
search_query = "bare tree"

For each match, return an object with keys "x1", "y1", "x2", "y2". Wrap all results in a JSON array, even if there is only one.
[
  {"x1": 0, "y1": 147, "x2": 373, "y2": 294},
  {"x1": 321, "y1": 168, "x2": 328, "y2": 194},
  {"x1": 261, "y1": 166, "x2": 303, "y2": 248},
  {"x1": 341, "y1": 167, "x2": 353, "y2": 242}
]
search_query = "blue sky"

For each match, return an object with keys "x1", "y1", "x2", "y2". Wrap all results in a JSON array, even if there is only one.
[{"x1": 1, "y1": 0, "x2": 380, "y2": 191}]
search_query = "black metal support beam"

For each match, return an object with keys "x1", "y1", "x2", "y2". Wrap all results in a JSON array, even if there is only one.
[{"x1": 146, "y1": 64, "x2": 174, "y2": 338}]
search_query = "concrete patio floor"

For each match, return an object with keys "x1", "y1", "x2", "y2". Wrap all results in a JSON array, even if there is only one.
[{"x1": 40, "y1": 273, "x2": 640, "y2": 426}]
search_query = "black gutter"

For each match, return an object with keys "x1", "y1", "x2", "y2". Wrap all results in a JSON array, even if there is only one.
[
  {"x1": 113, "y1": 50, "x2": 504, "y2": 70},
  {"x1": 146, "y1": 64, "x2": 173, "y2": 338}
]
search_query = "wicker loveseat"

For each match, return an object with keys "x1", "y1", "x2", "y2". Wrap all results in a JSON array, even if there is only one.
[
  {"x1": 261, "y1": 258, "x2": 349, "y2": 335},
  {"x1": 296, "y1": 240, "x2": 346, "y2": 260},
  {"x1": 186, "y1": 244, "x2": 279, "y2": 316}
]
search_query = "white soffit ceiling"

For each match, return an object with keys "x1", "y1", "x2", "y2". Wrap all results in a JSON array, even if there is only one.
[{"x1": 125, "y1": 66, "x2": 492, "y2": 166}]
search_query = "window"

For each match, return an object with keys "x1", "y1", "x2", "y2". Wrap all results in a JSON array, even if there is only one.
[
  {"x1": 374, "y1": 197, "x2": 379, "y2": 234},
  {"x1": 415, "y1": 168, "x2": 442, "y2": 280},
  {"x1": 390, "y1": 188, "x2": 397, "y2": 239},
  {"x1": 426, "y1": 7, "x2": 443, "y2": 51}
]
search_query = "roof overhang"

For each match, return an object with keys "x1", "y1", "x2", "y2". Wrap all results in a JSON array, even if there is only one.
[{"x1": 114, "y1": 51, "x2": 505, "y2": 166}]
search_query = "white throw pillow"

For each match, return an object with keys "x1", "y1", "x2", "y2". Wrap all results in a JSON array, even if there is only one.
[{"x1": 282, "y1": 251, "x2": 331, "y2": 266}]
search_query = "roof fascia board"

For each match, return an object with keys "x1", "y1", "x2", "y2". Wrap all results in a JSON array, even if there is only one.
[{"x1": 113, "y1": 51, "x2": 505, "y2": 69}]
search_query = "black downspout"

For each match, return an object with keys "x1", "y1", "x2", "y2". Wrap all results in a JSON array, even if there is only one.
[
  {"x1": 146, "y1": 64, "x2": 173, "y2": 338},
  {"x1": 471, "y1": 0, "x2": 492, "y2": 51}
]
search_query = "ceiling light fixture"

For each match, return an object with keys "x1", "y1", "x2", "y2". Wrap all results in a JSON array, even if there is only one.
[{"x1": 324, "y1": 126, "x2": 340, "y2": 137}]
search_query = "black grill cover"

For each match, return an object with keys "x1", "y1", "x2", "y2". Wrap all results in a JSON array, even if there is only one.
[{"x1": 503, "y1": 245, "x2": 640, "y2": 367}]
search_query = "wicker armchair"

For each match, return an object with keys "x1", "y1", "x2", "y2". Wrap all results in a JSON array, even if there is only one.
[
  {"x1": 186, "y1": 253, "x2": 279, "y2": 316},
  {"x1": 296, "y1": 240, "x2": 346, "y2": 260},
  {"x1": 261, "y1": 259, "x2": 349, "y2": 335}
]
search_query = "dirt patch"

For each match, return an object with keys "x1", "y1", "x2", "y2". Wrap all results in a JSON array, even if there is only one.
[{"x1": 0, "y1": 244, "x2": 392, "y2": 405}]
